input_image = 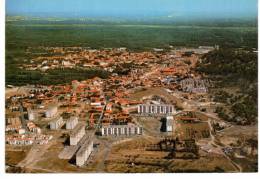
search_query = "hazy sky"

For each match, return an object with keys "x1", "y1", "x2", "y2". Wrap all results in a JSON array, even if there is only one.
[{"x1": 6, "y1": 0, "x2": 258, "y2": 18}]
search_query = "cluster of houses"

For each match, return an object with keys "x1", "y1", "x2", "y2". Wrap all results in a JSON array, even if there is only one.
[
  {"x1": 6, "y1": 134, "x2": 53, "y2": 145},
  {"x1": 6, "y1": 46, "x2": 218, "y2": 167},
  {"x1": 180, "y1": 78, "x2": 211, "y2": 93},
  {"x1": 6, "y1": 117, "x2": 22, "y2": 133}
]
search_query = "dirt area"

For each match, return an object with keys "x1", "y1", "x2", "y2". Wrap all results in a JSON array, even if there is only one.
[
  {"x1": 104, "y1": 137, "x2": 237, "y2": 173},
  {"x1": 216, "y1": 125, "x2": 257, "y2": 146},
  {"x1": 218, "y1": 125, "x2": 257, "y2": 137},
  {"x1": 169, "y1": 154, "x2": 237, "y2": 172},
  {"x1": 6, "y1": 146, "x2": 31, "y2": 166},
  {"x1": 137, "y1": 116, "x2": 162, "y2": 136},
  {"x1": 129, "y1": 87, "x2": 178, "y2": 104},
  {"x1": 29, "y1": 135, "x2": 118, "y2": 173},
  {"x1": 33, "y1": 134, "x2": 87, "y2": 173},
  {"x1": 229, "y1": 156, "x2": 258, "y2": 172},
  {"x1": 81, "y1": 137, "x2": 115, "y2": 172},
  {"x1": 173, "y1": 120, "x2": 210, "y2": 140}
]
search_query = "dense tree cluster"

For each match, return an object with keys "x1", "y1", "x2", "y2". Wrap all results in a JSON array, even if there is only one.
[
  {"x1": 198, "y1": 49, "x2": 257, "y2": 81},
  {"x1": 6, "y1": 67, "x2": 110, "y2": 86},
  {"x1": 197, "y1": 48, "x2": 257, "y2": 125}
]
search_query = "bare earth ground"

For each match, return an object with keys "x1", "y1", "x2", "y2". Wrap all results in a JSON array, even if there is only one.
[
  {"x1": 129, "y1": 87, "x2": 180, "y2": 105},
  {"x1": 6, "y1": 126, "x2": 250, "y2": 173},
  {"x1": 104, "y1": 137, "x2": 237, "y2": 173},
  {"x1": 174, "y1": 120, "x2": 210, "y2": 140},
  {"x1": 6, "y1": 146, "x2": 31, "y2": 166}
]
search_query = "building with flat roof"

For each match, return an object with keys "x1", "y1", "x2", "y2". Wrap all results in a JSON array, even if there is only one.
[
  {"x1": 180, "y1": 78, "x2": 210, "y2": 93},
  {"x1": 45, "y1": 104, "x2": 58, "y2": 118},
  {"x1": 137, "y1": 104, "x2": 175, "y2": 115},
  {"x1": 101, "y1": 123, "x2": 143, "y2": 136},
  {"x1": 70, "y1": 123, "x2": 85, "y2": 145},
  {"x1": 49, "y1": 116, "x2": 63, "y2": 130},
  {"x1": 27, "y1": 108, "x2": 38, "y2": 121},
  {"x1": 76, "y1": 137, "x2": 93, "y2": 166},
  {"x1": 166, "y1": 116, "x2": 173, "y2": 132},
  {"x1": 66, "y1": 116, "x2": 79, "y2": 130}
]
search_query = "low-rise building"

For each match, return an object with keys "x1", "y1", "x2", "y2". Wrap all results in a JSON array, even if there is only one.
[
  {"x1": 27, "y1": 121, "x2": 41, "y2": 134},
  {"x1": 6, "y1": 124, "x2": 22, "y2": 132},
  {"x1": 180, "y1": 78, "x2": 209, "y2": 93},
  {"x1": 6, "y1": 134, "x2": 53, "y2": 145},
  {"x1": 18, "y1": 128, "x2": 26, "y2": 134}
]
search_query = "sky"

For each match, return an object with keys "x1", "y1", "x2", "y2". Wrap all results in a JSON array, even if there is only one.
[{"x1": 6, "y1": 0, "x2": 258, "y2": 19}]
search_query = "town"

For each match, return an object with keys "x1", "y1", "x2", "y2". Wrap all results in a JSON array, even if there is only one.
[{"x1": 5, "y1": 46, "x2": 257, "y2": 173}]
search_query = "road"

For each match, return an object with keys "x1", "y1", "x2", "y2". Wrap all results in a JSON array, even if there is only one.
[
  {"x1": 206, "y1": 118, "x2": 242, "y2": 172},
  {"x1": 95, "y1": 138, "x2": 112, "y2": 172}
]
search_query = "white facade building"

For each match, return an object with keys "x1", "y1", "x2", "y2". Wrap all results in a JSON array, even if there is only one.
[
  {"x1": 70, "y1": 123, "x2": 85, "y2": 145},
  {"x1": 101, "y1": 123, "x2": 143, "y2": 136},
  {"x1": 166, "y1": 116, "x2": 173, "y2": 132},
  {"x1": 66, "y1": 116, "x2": 79, "y2": 130},
  {"x1": 49, "y1": 116, "x2": 63, "y2": 130},
  {"x1": 76, "y1": 138, "x2": 93, "y2": 166},
  {"x1": 27, "y1": 109, "x2": 37, "y2": 121},
  {"x1": 137, "y1": 104, "x2": 176, "y2": 115},
  {"x1": 45, "y1": 104, "x2": 58, "y2": 118}
]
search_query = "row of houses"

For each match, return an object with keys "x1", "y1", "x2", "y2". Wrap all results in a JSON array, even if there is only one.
[
  {"x1": 180, "y1": 78, "x2": 210, "y2": 93},
  {"x1": 6, "y1": 117, "x2": 22, "y2": 132},
  {"x1": 6, "y1": 134, "x2": 53, "y2": 145},
  {"x1": 27, "y1": 121, "x2": 41, "y2": 134},
  {"x1": 6, "y1": 124, "x2": 22, "y2": 132}
]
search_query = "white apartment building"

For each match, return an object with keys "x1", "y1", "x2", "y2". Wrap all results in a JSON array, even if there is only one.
[
  {"x1": 101, "y1": 123, "x2": 143, "y2": 136},
  {"x1": 137, "y1": 104, "x2": 176, "y2": 115}
]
